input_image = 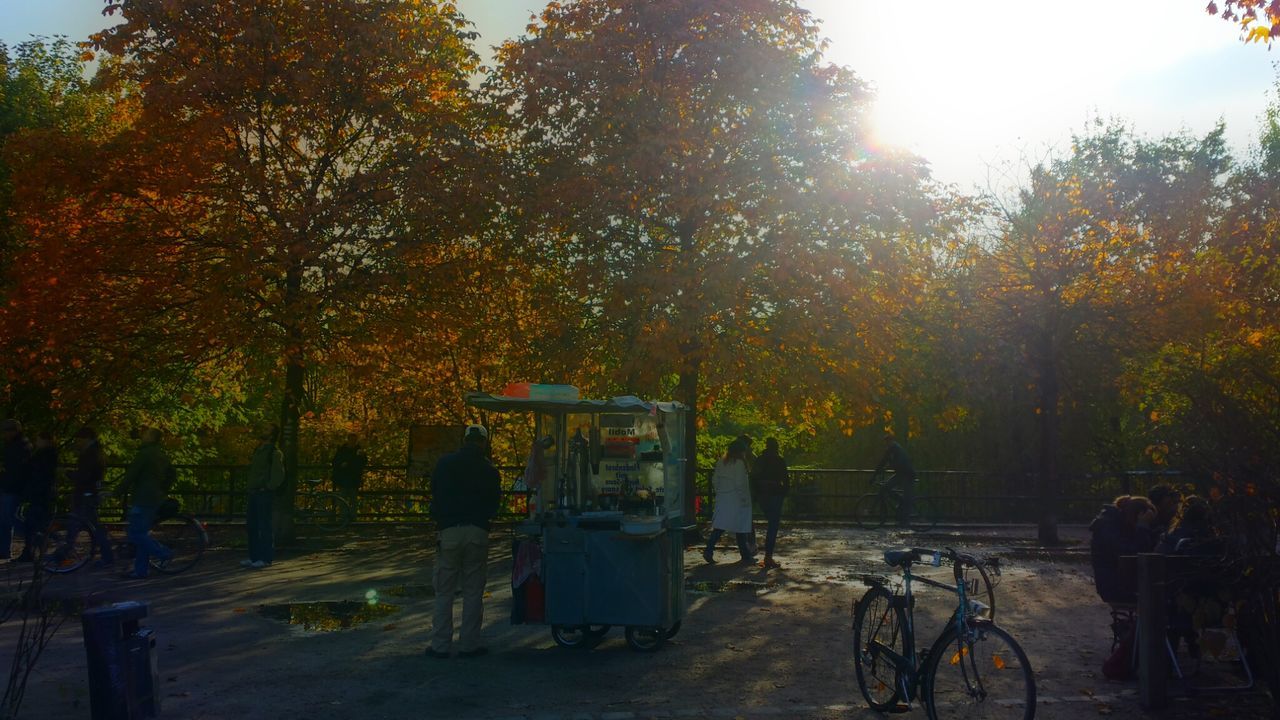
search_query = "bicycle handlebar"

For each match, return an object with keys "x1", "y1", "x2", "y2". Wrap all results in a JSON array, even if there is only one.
[{"x1": 898, "y1": 547, "x2": 992, "y2": 577}]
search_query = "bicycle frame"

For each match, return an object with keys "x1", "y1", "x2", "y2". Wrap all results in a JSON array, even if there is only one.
[{"x1": 864, "y1": 549, "x2": 983, "y2": 703}]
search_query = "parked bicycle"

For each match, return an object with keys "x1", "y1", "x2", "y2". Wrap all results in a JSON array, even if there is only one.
[
  {"x1": 855, "y1": 473, "x2": 939, "y2": 531},
  {"x1": 293, "y1": 478, "x2": 352, "y2": 531},
  {"x1": 42, "y1": 496, "x2": 208, "y2": 575},
  {"x1": 851, "y1": 546, "x2": 1035, "y2": 719}
]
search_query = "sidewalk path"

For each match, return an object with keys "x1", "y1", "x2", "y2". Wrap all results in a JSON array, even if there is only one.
[{"x1": 1, "y1": 524, "x2": 1269, "y2": 719}]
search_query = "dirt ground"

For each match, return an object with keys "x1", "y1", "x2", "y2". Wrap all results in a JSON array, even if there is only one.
[{"x1": 2, "y1": 522, "x2": 1273, "y2": 720}]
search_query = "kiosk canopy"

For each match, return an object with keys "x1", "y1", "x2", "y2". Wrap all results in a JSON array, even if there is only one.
[{"x1": 465, "y1": 392, "x2": 685, "y2": 416}]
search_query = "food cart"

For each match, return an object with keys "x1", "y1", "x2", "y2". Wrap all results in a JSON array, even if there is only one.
[{"x1": 465, "y1": 389, "x2": 689, "y2": 652}]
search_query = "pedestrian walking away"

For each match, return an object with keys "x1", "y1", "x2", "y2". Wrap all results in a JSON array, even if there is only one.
[
  {"x1": 242, "y1": 423, "x2": 284, "y2": 569},
  {"x1": 19, "y1": 430, "x2": 58, "y2": 561},
  {"x1": 0, "y1": 418, "x2": 32, "y2": 561},
  {"x1": 63, "y1": 426, "x2": 114, "y2": 567},
  {"x1": 704, "y1": 437, "x2": 755, "y2": 564},
  {"x1": 330, "y1": 433, "x2": 367, "y2": 518},
  {"x1": 427, "y1": 424, "x2": 501, "y2": 659},
  {"x1": 751, "y1": 436, "x2": 789, "y2": 569},
  {"x1": 114, "y1": 427, "x2": 175, "y2": 579}
]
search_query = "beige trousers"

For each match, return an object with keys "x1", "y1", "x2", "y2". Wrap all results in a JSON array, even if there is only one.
[{"x1": 431, "y1": 524, "x2": 489, "y2": 653}]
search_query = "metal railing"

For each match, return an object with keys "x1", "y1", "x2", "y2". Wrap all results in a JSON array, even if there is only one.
[{"x1": 81, "y1": 463, "x2": 1187, "y2": 525}]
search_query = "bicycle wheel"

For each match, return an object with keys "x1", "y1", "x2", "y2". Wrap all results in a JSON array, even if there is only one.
[
  {"x1": 855, "y1": 493, "x2": 889, "y2": 530},
  {"x1": 961, "y1": 562, "x2": 997, "y2": 621},
  {"x1": 297, "y1": 492, "x2": 351, "y2": 532},
  {"x1": 852, "y1": 586, "x2": 908, "y2": 710},
  {"x1": 42, "y1": 514, "x2": 93, "y2": 573},
  {"x1": 924, "y1": 620, "x2": 1035, "y2": 720},
  {"x1": 150, "y1": 514, "x2": 208, "y2": 574},
  {"x1": 909, "y1": 496, "x2": 939, "y2": 532}
]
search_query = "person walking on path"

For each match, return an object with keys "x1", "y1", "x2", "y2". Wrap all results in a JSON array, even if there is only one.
[
  {"x1": 0, "y1": 418, "x2": 32, "y2": 561},
  {"x1": 64, "y1": 426, "x2": 114, "y2": 568},
  {"x1": 752, "y1": 437, "x2": 790, "y2": 569},
  {"x1": 242, "y1": 424, "x2": 284, "y2": 569},
  {"x1": 114, "y1": 427, "x2": 174, "y2": 578},
  {"x1": 330, "y1": 433, "x2": 367, "y2": 519},
  {"x1": 874, "y1": 433, "x2": 916, "y2": 527},
  {"x1": 703, "y1": 438, "x2": 755, "y2": 565},
  {"x1": 427, "y1": 424, "x2": 501, "y2": 659},
  {"x1": 19, "y1": 431, "x2": 58, "y2": 561}
]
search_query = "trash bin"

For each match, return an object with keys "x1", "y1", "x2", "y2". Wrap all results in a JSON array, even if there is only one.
[{"x1": 82, "y1": 601, "x2": 159, "y2": 720}]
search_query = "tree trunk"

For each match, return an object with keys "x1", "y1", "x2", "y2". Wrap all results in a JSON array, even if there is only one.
[
  {"x1": 678, "y1": 363, "x2": 699, "y2": 523},
  {"x1": 275, "y1": 357, "x2": 303, "y2": 543},
  {"x1": 275, "y1": 265, "x2": 304, "y2": 544},
  {"x1": 1036, "y1": 347, "x2": 1061, "y2": 545}
]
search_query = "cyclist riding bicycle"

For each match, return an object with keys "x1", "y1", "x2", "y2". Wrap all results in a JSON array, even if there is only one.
[{"x1": 874, "y1": 433, "x2": 915, "y2": 527}]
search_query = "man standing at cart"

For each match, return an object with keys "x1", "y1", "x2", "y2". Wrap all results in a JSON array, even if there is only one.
[{"x1": 427, "y1": 424, "x2": 502, "y2": 658}]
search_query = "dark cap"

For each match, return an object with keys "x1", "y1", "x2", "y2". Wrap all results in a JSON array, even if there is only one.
[{"x1": 0, "y1": 418, "x2": 20, "y2": 432}]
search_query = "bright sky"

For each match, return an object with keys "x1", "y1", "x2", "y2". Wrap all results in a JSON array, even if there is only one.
[{"x1": 3, "y1": 0, "x2": 1276, "y2": 191}]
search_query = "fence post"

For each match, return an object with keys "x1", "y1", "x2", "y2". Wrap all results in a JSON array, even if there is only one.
[{"x1": 1137, "y1": 552, "x2": 1168, "y2": 710}]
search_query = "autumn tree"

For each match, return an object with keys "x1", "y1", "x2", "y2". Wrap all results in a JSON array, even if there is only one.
[
  {"x1": 0, "y1": 37, "x2": 163, "y2": 433},
  {"x1": 1134, "y1": 88, "x2": 1280, "y2": 497},
  {"x1": 1208, "y1": 0, "x2": 1280, "y2": 44},
  {"x1": 69, "y1": 0, "x2": 495, "y2": 530},
  {"x1": 959, "y1": 122, "x2": 1232, "y2": 541},
  {"x1": 489, "y1": 0, "x2": 936, "y2": 515}
]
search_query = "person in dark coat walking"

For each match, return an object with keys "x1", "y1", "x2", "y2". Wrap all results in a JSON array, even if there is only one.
[
  {"x1": 114, "y1": 427, "x2": 174, "y2": 579},
  {"x1": 0, "y1": 418, "x2": 32, "y2": 560},
  {"x1": 427, "y1": 424, "x2": 501, "y2": 659},
  {"x1": 63, "y1": 426, "x2": 114, "y2": 567},
  {"x1": 18, "y1": 431, "x2": 58, "y2": 561},
  {"x1": 751, "y1": 437, "x2": 789, "y2": 569},
  {"x1": 330, "y1": 433, "x2": 367, "y2": 518},
  {"x1": 242, "y1": 424, "x2": 284, "y2": 569}
]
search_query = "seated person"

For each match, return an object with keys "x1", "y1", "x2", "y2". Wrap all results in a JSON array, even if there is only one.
[
  {"x1": 1156, "y1": 495, "x2": 1216, "y2": 555},
  {"x1": 1158, "y1": 495, "x2": 1223, "y2": 658},
  {"x1": 1147, "y1": 484, "x2": 1182, "y2": 539},
  {"x1": 1089, "y1": 495, "x2": 1157, "y2": 604}
]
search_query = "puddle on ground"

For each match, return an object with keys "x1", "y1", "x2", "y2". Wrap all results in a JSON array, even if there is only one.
[
  {"x1": 686, "y1": 579, "x2": 777, "y2": 594},
  {"x1": 382, "y1": 584, "x2": 434, "y2": 598},
  {"x1": 258, "y1": 601, "x2": 399, "y2": 631}
]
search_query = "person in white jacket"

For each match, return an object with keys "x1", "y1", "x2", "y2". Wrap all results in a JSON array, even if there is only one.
[{"x1": 703, "y1": 438, "x2": 755, "y2": 564}]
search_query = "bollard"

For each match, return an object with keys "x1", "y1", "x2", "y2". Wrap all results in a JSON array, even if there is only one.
[
  {"x1": 82, "y1": 601, "x2": 159, "y2": 720},
  {"x1": 1137, "y1": 553, "x2": 1168, "y2": 710}
]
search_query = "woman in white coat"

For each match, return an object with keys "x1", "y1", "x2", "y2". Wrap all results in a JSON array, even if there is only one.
[{"x1": 703, "y1": 438, "x2": 755, "y2": 564}]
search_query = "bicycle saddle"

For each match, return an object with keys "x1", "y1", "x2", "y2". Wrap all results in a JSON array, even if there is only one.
[{"x1": 883, "y1": 550, "x2": 917, "y2": 568}]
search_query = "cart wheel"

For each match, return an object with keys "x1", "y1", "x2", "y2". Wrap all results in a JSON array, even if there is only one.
[
  {"x1": 664, "y1": 621, "x2": 682, "y2": 640},
  {"x1": 584, "y1": 624, "x2": 611, "y2": 639},
  {"x1": 551, "y1": 625, "x2": 590, "y2": 649},
  {"x1": 625, "y1": 625, "x2": 666, "y2": 652}
]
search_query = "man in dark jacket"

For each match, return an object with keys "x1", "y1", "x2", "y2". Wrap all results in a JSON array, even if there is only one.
[
  {"x1": 752, "y1": 437, "x2": 789, "y2": 569},
  {"x1": 115, "y1": 427, "x2": 174, "y2": 579},
  {"x1": 241, "y1": 424, "x2": 284, "y2": 569},
  {"x1": 330, "y1": 434, "x2": 367, "y2": 516},
  {"x1": 0, "y1": 418, "x2": 32, "y2": 560},
  {"x1": 64, "y1": 426, "x2": 114, "y2": 567},
  {"x1": 427, "y1": 424, "x2": 501, "y2": 658},
  {"x1": 18, "y1": 431, "x2": 58, "y2": 561}
]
